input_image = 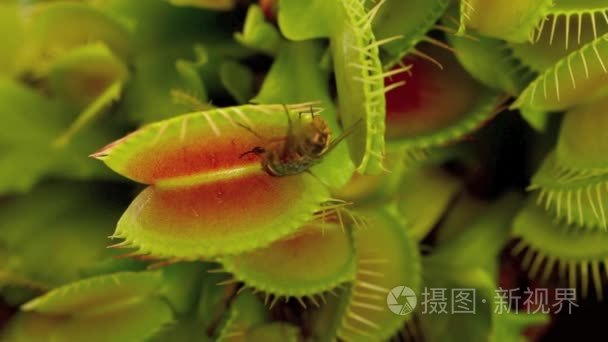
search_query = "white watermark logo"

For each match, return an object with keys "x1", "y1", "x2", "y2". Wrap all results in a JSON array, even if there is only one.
[
  {"x1": 387, "y1": 286, "x2": 417, "y2": 315},
  {"x1": 386, "y1": 286, "x2": 579, "y2": 315}
]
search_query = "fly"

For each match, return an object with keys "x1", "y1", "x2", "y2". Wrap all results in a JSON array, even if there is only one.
[{"x1": 239, "y1": 105, "x2": 360, "y2": 177}]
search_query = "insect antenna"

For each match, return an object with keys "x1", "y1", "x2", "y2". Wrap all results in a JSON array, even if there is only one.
[{"x1": 239, "y1": 146, "x2": 265, "y2": 158}]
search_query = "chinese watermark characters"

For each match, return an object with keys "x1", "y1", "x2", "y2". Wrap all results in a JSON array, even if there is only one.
[{"x1": 388, "y1": 286, "x2": 579, "y2": 315}]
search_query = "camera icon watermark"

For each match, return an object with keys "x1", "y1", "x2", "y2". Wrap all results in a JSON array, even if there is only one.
[{"x1": 387, "y1": 286, "x2": 417, "y2": 315}]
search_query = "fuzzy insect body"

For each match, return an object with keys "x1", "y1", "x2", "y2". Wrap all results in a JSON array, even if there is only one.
[{"x1": 240, "y1": 106, "x2": 356, "y2": 177}]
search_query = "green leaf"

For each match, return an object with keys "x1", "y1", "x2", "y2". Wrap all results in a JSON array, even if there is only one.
[
  {"x1": 247, "y1": 323, "x2": 300, "y2": 342},
  {"x1": 217, "y1": 291, "x2": 268, "y2": 341},
  {"x1": 277, "y1": 0, "x2": 336, "y2": 40},
  {"x1": 430, "y1": 193, "x2": 523, "y2": 274},
  {"x1": 492, "y1": 312, "x2": 549, "y2": 342},
  {"x1": 418, "y1": 265, "x2": 496, "y2": 342},
  {"x1": 397, "y1": 166, "x2": 462, "y2": 242},
  {"x1": 120, "y1": 45, "x2": 209, "y2": 123},
  {"x1": 96, "y1": 0, "x2": 250, "y2": 123},
  {"x1": 149, "y1": 262, "x2": 234, "y2": 341},
  {"x1": 0, "y1": 78, "x2": 68, "y2": 145},
  {"x1": 1, "y1": 272, "x2": 173, "y2": 342},
  {"x1": 0, "y1": 79, "x2": 119, "y2": 193},
  {"x1": 0, "y1": 2, "x2": 24, "y2": 76},
  {"x1": 0, "y1": 183, "x2": 124, "y2": 298},
  {"x1": 219, "y1": 61, "x2": 255, "y2": 104},
  {"x1": 54, "y1": 81, "x2": 124, "y2": 147},
  {"x1": 234, "y1": 4, "x2": 281, "y2": 56},
  {"x1": 160, "y1": 262, "x2": 208, "y2": 315}
]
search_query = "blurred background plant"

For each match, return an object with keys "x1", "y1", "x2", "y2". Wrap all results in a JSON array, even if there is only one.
[{"x1": 1, "y1": 0, "x2": 608, "y2": 341}]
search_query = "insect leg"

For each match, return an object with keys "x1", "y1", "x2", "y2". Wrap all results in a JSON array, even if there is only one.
[
  {"x1": 239, "y1": 146, "x2": 266, "y2": 158},
  {"x1": 323, "y1": 118, "x2": 364, "y2": 155},
  {"x1": 236, "y1": 122, "x2": 265, "y2": 141},
  {"x1": 282, "y1": 104, "x2": 298, "y2": 151},
  {"x1": 304, "y1": 169, "x2": 323, "y2": 183},
  {"x1": 282, "y1": 104, "x2": 294, "y2": 136}
]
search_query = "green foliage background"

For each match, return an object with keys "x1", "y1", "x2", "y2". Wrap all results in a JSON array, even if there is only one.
[{"x1": 2, "y1": 0, "x2": 608, "y2": 341}]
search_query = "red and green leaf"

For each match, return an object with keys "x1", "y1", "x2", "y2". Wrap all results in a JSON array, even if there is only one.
[
  {"x1": 384, "y1": 43, "x2": 501, "y2": 150},
  {"x1": 221, "y1": 220, "x2": 356, "y2": 297},
  {"x1": 94, "y1": 104, "x2": 331, "y2": 259}
]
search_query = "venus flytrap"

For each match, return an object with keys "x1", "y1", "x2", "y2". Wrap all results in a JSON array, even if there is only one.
[
  {"x1": 510, "y1": 6, "x2": 608, "y2": 73},
  {"x1": 46, "y1": 43, "x2": 128, "y2": 109},
  {"x1": 383, "y1": 43, "x2": 503, "y2": 158},
  {"x1": 219, "y1": 220, "x2": 356, "y2": 301},
  {"x1": 369, "y1": 0, "x2": 451, "y2": 68},
  {"x1": 458, "y1": 0, "x2": 553, "y2": 43},
  {"x1": 7, "y1": 0, "x2": 608, "y2": 340},
  {"x1": 48, "y1": 43, "x2": 128, "y2": 147},
  {"x1": 93, "y1": 104, "x2": 333, "y2": 259},
  {"x1": 279, "y1": 0, "x2": 397, "y2": 174},
  {"x1": 332, "y1": 210, "x2": 421, "y2": 341},
  {"x1": 0, "y1": 272, "x2": 173, "y2": 342},
  {"x1": 331, "y1": 150, "x2": 407, "y2": 208},
  {"x1": 444, "y1": 4, "x2": 539, "y2": 132},
  {"x1": 447, "y1": 28, "x2": 536, "y2": 96},
  {"x1": 529, "y1": 96, "x2": 608, "y2": 229},
  {"x1": 513, "y1": 33, "x2": 608, "y2": 112},
  {"x1": 512, "y1": 200, "x2": 608, "y2": 299}
]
